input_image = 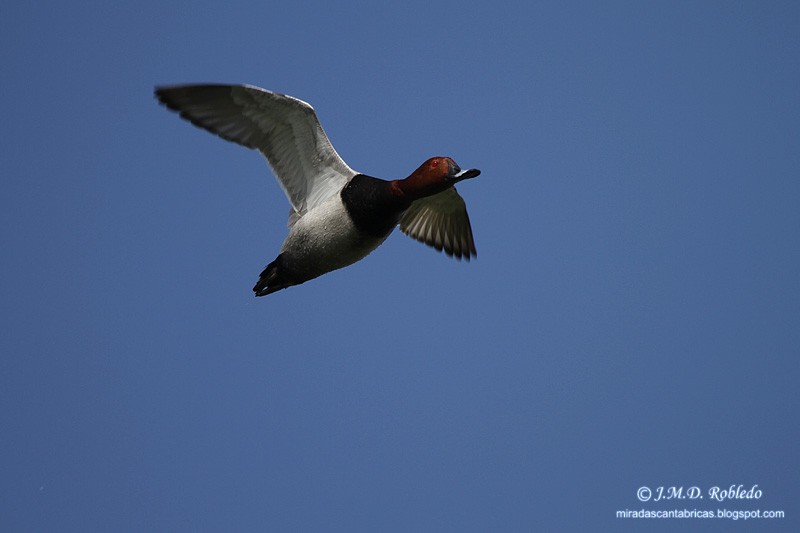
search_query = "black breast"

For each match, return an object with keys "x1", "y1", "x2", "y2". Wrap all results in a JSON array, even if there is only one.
[{"x1": 341, "y1": 174, "x2": 411, "y2": 238}]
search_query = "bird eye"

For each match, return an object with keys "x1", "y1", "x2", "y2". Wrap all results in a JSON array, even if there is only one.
[{"x1": 431, "y1": 159, "x2": 439, "y2": 167}]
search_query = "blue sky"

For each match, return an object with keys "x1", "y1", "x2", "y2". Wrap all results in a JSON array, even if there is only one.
[{"x1": 2, "y1": 1, "x2": 798, "y2": 531}]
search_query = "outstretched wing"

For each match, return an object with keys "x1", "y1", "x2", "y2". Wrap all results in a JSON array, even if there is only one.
[
  {"x1": 400, "y1": 187, "x2": 476, "y2": 260},
  {"x1": 155, "y1": 84, "x2": 357, "y2": 214}
]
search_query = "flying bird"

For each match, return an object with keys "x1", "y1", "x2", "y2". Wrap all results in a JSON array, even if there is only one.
[{"x1": 155, "y1": 84, "x2": 481, "y2": 296}]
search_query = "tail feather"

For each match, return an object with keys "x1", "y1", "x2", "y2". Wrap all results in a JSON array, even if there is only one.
[{"x1": 253, "y1": 254, "x2": 301, "y2": 296}]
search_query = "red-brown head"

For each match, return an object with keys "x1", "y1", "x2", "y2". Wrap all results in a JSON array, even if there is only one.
[{"x1": 393, "y1": 157, "x2": 481, "y2": 199}]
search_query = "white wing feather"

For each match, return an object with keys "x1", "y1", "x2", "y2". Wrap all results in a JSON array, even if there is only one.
[
  {"x1": 400, "y1": 188, "x2": 476, "y2": 260},
  {"x1": 155, "y1": 84, "x2": 357, "y2": 215}
]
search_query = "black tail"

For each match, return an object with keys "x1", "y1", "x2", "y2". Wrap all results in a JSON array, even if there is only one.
[{"x1": 253, "y1": 254, "x2": 300, "y2": 296}]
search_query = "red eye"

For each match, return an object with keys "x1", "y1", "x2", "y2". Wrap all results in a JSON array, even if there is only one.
[{"x1": 431, "y1": 159, "x2": 439, "y2": 167}]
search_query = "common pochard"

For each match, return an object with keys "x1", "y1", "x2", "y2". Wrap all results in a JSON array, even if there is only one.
[{"x1": 155, "y1": 84, "x2": 481, "y2": 296}]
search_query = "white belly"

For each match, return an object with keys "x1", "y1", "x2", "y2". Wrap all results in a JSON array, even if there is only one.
[{"x1": 279, "y1": 195, "x2": 393, "y2": 280}]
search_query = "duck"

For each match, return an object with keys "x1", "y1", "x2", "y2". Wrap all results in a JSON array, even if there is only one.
[{"x1": 154, "y1": 84, "x2": 481, "y2": 296}]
